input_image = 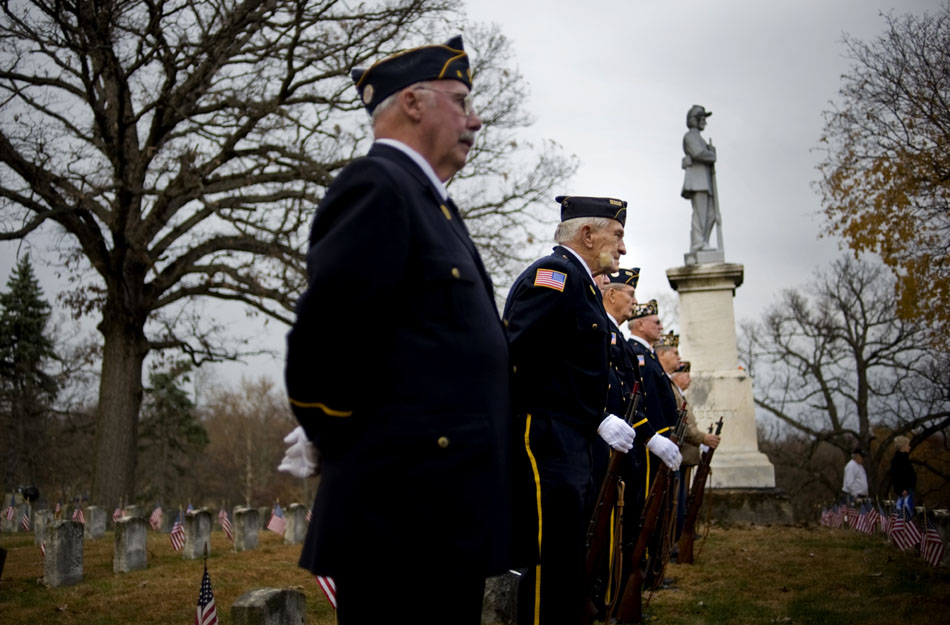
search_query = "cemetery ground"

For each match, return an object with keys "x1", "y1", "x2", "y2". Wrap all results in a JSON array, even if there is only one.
[{"x1": 1, "y1": 524, "x2": 949, "y2": 624}]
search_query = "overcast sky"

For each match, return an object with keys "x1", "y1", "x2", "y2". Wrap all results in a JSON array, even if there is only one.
[{"x1": 2, "y1": 0, "x2": 943, "y2": 389}]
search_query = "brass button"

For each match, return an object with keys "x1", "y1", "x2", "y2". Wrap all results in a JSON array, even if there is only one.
[
  {"x1": 437, "y1": 436, "x2": 450, "y2": 448},
  {"x1": 512, "y1": 365, "x2": 518, "y2": 374},
  {"x1": 451, "y1": 267, "x2": 461, "y2": 279},
  {"x1": 592, "y1": 323, "x2": 598, "y2": 330},
  {"x1": 440, "y1": 204, "x2": 452, "y2": 220},
  {"x1": 503, "y1": 319, "x2": 509, "y2": 328}
]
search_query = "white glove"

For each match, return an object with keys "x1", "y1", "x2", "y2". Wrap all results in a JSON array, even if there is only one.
[
  {"x1": 647, "y1": 434, "x2": 682, "y2": 470},
  {"x1": 597, "y1": 414, "x2": 635, "y2": 452},
  {"x1": 699, "y1": 444, "x2": 710, "y2": 455},
  {"x1": 277, "y1": 426, "x2": 317, "y2": 478}
]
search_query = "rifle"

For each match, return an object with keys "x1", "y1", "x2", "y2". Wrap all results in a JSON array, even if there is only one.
[
  {"x1": 582, "y1": 382, "x2": 643, "y2": 625},
  {"x1": 608, "y1": 405, "x2": 688, "y2": 624},
  {"x1": 677, "y1": 416, "x2": 724, "y2": 564}
]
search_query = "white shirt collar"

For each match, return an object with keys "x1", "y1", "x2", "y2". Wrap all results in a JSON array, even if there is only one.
[
  {"x1": 375, "y1": 138, "x2": 448, "y2": 200},
  {"x1": 561, "y1": 244, "x2": 595, "y2": 284},
  {"x1": 630, "y1": 334, "x2": 654, "y2": 353}
]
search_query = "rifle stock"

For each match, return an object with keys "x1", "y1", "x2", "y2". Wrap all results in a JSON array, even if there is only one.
[
  {"x1": 677, "y1": 416, "x2": 724, "y2": 564},
  {"x1": 582, "y1": 383, "x2": 642, "y2": 625},
  {"x1": 609, "y1": 406, "x2": 688, "y2": 623}
]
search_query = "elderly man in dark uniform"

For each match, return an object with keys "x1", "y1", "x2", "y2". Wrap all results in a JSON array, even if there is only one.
[
  {"x1": 504, "y1": 196, "x2": 639, "y2": 625},
  {"x1": 626, "y1": 302, "x2": 682, "y2": 588},
  {"x1": 282, "y1": 36, "x2": 510, "y2": 625}
]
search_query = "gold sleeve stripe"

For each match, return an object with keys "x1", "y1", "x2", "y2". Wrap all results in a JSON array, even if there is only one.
[
  {"x1": 632, "y1": 418, "x2": 648, "y2": 428},
  {"x1": 288, "y1": 399, "x2": 353, "y2": 417},
  {"x1": 656, "y1": 426, "x2": 670, "y2": 434}
]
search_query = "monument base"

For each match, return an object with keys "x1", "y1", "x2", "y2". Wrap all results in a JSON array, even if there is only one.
[
  {"x1": 684, "y1": 248, "x2": 725, "y2": 265},
  {"x1": 706, "y1": 488, "x2": 794, "y2": 526}
]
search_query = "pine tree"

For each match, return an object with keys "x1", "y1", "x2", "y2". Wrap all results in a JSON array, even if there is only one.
[
  {"x1": 136, "y1": 361, "x2": 208, "y2": 506},
  {"x1": 0, "y1": 254, "x2": 58, "y2": 488}
]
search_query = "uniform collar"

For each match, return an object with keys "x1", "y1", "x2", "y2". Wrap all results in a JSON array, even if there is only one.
[
  {"x1": 374, "y1": 138, "x2": 448, "y2": 200},
  {"x1": 559, "y1": 244, "x2": 596, "y2": 284},
  {"x1": 630, "y1": 334, "x2": 654, "y2": 353}
]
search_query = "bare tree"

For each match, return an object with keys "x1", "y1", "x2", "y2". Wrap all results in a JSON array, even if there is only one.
[
  {"x1": 816, "y1": 4, "x2": 950, "y2": 349},
  {"x1": 0, "y1": 0, "x2": 572, "y2": 506},
  {"x1": 742, "y1": 256, "x2": 950, "y2": 501}
]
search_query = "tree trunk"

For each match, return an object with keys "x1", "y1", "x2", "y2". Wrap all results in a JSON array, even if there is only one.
[{"x1": 91, "y1": 313, "x2": 147, "y2": 507}]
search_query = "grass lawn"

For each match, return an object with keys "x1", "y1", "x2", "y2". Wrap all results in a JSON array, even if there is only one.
[{"x1": 2, "y1": 523, "x2": 948, "y2": 624}]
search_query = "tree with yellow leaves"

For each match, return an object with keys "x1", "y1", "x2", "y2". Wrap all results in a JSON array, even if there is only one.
[{"x1": 817, "y1": 4, "x2": 950, "y2": 347}]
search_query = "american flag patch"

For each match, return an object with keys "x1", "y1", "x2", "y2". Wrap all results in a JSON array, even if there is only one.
[
  {"x1": 611, "y1": 332, "x2": 617, "y2": 345},
  {"x1": 637, "y1": 355, "x2": 645, "y2": 367},
  {"x1": 534, "y1": 268, "x2": 567, "y2": 291}
]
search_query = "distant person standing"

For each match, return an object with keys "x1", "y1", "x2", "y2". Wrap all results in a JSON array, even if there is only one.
[
  {"x1": 842, "y1": 448, "x2": 869, "y2": 502},
  {"x1": 890, "y1": 436, "x2": 916, "y2": 513}
]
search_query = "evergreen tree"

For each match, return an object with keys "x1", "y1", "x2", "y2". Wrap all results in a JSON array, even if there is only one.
[
  {"x1": 136, "y1": 361, "x2": 208, "y2": 506},
  {"x1": 0, "y1": 254, "x2": 58, "y2": 488}
]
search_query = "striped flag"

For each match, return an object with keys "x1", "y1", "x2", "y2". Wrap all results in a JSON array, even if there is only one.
[
  {"x1": 20, "y1": 511, "x2": 31, "y2": 531},
  {"x1": 315, "y1": 575, "x2": 337, "y2": 609},
  {"x1": 113, "y1": 506, "x2": 124, "y2": 523},
  {"x1": 40, "y1": 541, "x2": 46, "y2": 557},
  {"x1": 149, "y1": 505, "x2": 163, "y2": 531},
  {"x1": 267, "y1": 503, "x2": 286, "y2": 535},
  {"x1": 218, "y1": 509, "x2": 233, "y2": 541},
  {"x1": 170, "y1": 513, "x2": 185, "y2": 551},
  {"x1": 195, "y1": 563, "x2": 218, "y2": 625},
  {"x1": 920, "y1": 517, "x2": 946, "y2": 568},
  {"x1": 533, "y1": 268, "x2": 567, "y2": 291},
  {"x1": 306, "y1": 508, "x2": 312, "y2": 523},
  {"x1": 72, "y1": 507, "x2": 85, "y2": 524},
  {"x1": 4, "y1": 495, "x2": 14, "y2": 521},
  {"x1": 902, "y1": 510, "x2": 922, "y2": 548}
]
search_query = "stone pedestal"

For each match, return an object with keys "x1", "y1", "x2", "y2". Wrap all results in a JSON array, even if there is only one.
[
  {"x1": 44, "y1": 520, "x2": 84, "y2": 587},
  {"x1": 234, "y1": 507, "x2": 260, "y2": 552},
  {"x1": 84, "y1": 506, "x2": 106, "y2": 539},
  {"x1": 667, "y1": 262, "x2": 775, "y2": 489},
  {"x1": 232, "y1": 588, "x2": 306, "y2": 625},
  {"x1": 284, "y1": 504, "x2": 307, "y2": 545},
  {"x1": 114, "y1": 517, "x2": 148, "y2": 573},
  {"x1": 183, "y1": 509, "x2": 212, "y2": 559}
]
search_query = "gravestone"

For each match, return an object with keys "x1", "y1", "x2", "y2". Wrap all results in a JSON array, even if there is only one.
[
  {"x1": 114, "y1": 517, "x2": 148, "y2": 573},
  {"x1": 34, "y1": 510, "x2": 53, "y2": 545},
  {"x1": 44, "y1": 520, "x2": 84, "y2": 587},
  {"x1": 483, "y1": 571, "x2": 519, "y2": 625},
  {"x1": 258, "y1": 506, "x2": 271, "y2": 529},
  {"x1": 84, "y1": 506, "x2": 106, "y2": 539},
  {"x1": 234, "y1": 507, "x2": 260, "y2": 552},
  {"x1": 284, "y1": 504, "x2": 308, "y2": 545},
  {"x1": 183, "y1": 509, "x2": 212, "y2": 559},
  {"x1": 124, "y1": 504, "x2": 144, "y2": 519},
  {"x1": 232, "y1": 588, "x2": 306, "y2": 625}
]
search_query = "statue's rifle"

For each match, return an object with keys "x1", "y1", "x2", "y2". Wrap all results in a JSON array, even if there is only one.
[
  {"x1": 582, "y1": 382, "x2": 643, "y2": 625},
  {"x1": 677, "y1": 416, "x2": 724, "y2": 564},
  {"x1": 608, "y1": 403, "x2": 688, "y2": 624}
]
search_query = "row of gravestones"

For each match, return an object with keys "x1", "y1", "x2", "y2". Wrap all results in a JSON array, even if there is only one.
[{"x1": 37, "y1": 504, "x2": 311, "y2": 587}]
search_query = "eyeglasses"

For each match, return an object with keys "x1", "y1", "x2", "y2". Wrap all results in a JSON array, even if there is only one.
[{"x1": 413, "y1": 86, "x2": 475, "y2": 117}]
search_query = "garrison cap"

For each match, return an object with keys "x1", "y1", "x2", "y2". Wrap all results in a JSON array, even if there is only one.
[
  {"x1": 351, "y1": 35, "x2": 472, "y2": 115},
  {"x1": 607, "y1": 267, "x2": 640, "y2": 289},
  {"x1": 655, "y1": 331, "x2": 679, "y2": 349},
  {"x1": 555, "y1": 195, "x2": 627, "y2": 227},
  {"x1": 630, "y1": 299, "x2": 658, "y2": 319}
]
